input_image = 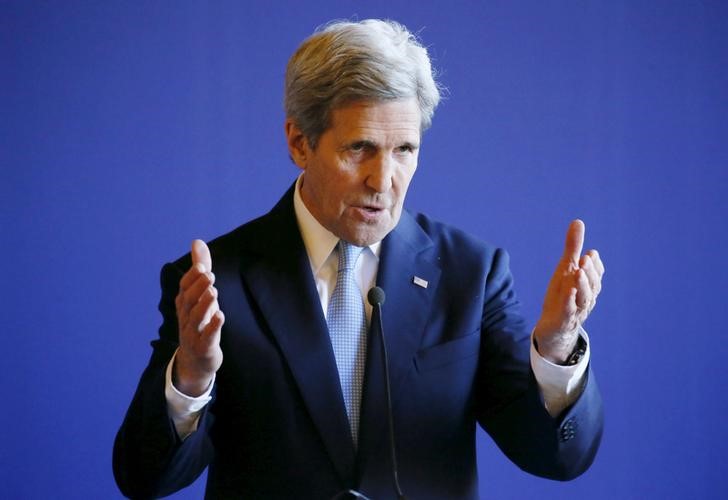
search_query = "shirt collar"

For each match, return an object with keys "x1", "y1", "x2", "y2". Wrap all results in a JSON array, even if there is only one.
[{"x1": 293, "y1": 174, "x2": 381, "y2": 275}]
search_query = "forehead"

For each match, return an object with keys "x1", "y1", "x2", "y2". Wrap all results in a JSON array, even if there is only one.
[{"x1": 327, "y1": 99, "x2": 421, "y2": 142}]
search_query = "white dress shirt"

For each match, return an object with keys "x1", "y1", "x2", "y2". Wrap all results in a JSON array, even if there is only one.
[{"x1": 165, "y1": 175, "x2": 589, "y2": 438}]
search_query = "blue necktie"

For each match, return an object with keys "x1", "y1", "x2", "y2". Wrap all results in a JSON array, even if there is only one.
[{"x1": 327, "y1": 240, "x2": 368, "y2": 446}]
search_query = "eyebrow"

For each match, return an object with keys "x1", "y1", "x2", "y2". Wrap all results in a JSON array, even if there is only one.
[{"x1": 340, "y1": 139, "x2": 420, "y2": 150}]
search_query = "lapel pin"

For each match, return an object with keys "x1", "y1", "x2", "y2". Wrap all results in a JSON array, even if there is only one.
[{"x1": 413, "y1": 276, "x2": 428, "y2": 289}]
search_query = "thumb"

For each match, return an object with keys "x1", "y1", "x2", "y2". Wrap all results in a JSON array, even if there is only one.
[
  {"x1": 562, "y1": 219, "x2": 585, "y2": 266},
  {"x1": 191, "y1": 239, "x2": 212, "y2": 272}
]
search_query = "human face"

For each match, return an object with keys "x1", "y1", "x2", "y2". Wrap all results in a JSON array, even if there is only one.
[{"x1": 287, "y1": 99, "x2": 421, "y2": 247}]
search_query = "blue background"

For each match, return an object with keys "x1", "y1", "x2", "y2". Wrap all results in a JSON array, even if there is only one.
[{"x1": 3, "y1": 1, "x2": 727, "y2": 498}]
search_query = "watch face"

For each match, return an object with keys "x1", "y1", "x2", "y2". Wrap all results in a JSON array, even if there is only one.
[{"x1": 566, "y1": 336, "x2": 587, "y2": 365}]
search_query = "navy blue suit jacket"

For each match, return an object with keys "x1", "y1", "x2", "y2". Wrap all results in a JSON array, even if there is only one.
[{"x1": 114, "y1": 185, "x2": 603, "y2": 499}]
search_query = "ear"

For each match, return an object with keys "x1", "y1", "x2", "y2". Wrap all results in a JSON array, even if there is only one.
[{"x1": 285, "y1": 119, "x2": 309, "y2": 169}]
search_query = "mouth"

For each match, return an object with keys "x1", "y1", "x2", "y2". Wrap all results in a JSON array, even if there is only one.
[
  {"x1": 350, "y1": 204, "x2": 387, "y2": 221},
  {"x1": 354, "y1": 200, "x2": 387, "y2": 212}
]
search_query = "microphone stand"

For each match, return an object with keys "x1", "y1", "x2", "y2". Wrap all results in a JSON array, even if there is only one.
[
  {"x1": 333, "y1": 288, "x2": 406, "y2": 500},
  {"x1": 370, "y1": 287, "x2": 405, "y2": 500}
]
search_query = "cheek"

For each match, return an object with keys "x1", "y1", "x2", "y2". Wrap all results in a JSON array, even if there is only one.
[
  {"x1": 325, "y1": 176, "x2": 355, "y2": 213},
  {"x1": 394, "y1": 167, "x2": 416, "y2": 200}
]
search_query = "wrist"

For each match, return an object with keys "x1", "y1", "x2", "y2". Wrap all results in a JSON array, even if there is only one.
[
  {"x1": 533, "y1": 327, "x2": 581, "y2": 365},
  {"x1": 173, "y1": 354, "x2": 215, "y2": 397}
]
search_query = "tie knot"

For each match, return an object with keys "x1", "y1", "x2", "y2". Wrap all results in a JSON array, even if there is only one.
[{"x1": 337, "y1": 240, "x2": 364, "y2": 272}]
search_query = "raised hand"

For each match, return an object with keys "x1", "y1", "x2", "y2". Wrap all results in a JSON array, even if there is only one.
[
  {"x1": 533, "y1": 220, "x2": 604, "y2": 364},
  {"x1": 173, "y1": 240, "x2": 225, "y2": 396}
]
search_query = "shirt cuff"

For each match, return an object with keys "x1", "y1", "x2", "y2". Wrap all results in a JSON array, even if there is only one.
[
  {"x1": 530, "y1": 326, "x2": 590, "y2": 417},
  {"x1": 165, "y1": 349, "x2": 215, "y2": 440}
]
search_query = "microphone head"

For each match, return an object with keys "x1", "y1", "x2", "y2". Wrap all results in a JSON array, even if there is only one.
[{"x1": 367, "y1": 286, "x2": 386, "y2": 306}]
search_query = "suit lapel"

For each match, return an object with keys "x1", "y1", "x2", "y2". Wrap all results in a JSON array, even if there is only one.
[
  {"x1": 356, "y1": 211, "x2": 442, "y2": 480},
  {"x1": 238, "y1": 186, "x2": 357, "y2": 485}
]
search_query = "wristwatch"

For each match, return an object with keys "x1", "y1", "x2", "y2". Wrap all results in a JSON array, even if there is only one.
[{"x1": 565, "y1": 335, "x2": 587, "y2": 366}]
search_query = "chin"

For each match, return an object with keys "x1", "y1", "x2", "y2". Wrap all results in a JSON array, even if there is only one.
[
  {"x1": 347, "y1": 227, "x2": 391, "y2": 247},
  {"x1": 335, "y1": 214, "x2": 398, "y2": 246}
]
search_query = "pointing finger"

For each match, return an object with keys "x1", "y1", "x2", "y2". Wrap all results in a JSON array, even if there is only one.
[
  {"x1": 562, "y1": 219, "x2": 585, "y2": 266},
  {"x1": 191, "y1": 239, "x2": 212, "y2": 273}
]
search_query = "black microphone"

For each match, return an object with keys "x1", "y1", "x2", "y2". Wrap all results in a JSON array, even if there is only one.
[
  {"x1": 367, "y1": 287, "x2": 405, "y2": 500},
  {"x1": 367, "y1": 286, "x2": 386, "y2": 308}
]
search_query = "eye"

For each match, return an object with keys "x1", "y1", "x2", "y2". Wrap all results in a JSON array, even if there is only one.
[
  {"x1": 349, "y1": 141, "x2": 372, "y2": 153},
  {"x1": 395, "y1": 144, "x2": 416, "y2": 154}
]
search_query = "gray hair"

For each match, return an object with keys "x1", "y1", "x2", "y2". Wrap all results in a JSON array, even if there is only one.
[{"x1": 284, "y1": 19, "x2": 441, "y2": 148}]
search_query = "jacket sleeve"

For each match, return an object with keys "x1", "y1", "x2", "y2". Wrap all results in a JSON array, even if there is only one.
[
  {"x1": 475, "y1": 248, "x2": 603, "y2": 480},
  {"x1": 113, "y1": 259, "x2": 216, "y2": 499}
]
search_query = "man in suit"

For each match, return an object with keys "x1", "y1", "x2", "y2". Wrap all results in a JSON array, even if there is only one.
[{"x1": 114, "y1": 19, "x2": 604, "y2": 499}]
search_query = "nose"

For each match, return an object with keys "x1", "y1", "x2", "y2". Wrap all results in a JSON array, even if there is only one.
[{"x1": 364, "y1": 153, "x2": 394, "y2": 193}]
